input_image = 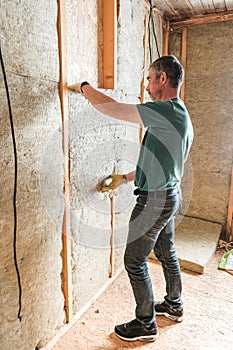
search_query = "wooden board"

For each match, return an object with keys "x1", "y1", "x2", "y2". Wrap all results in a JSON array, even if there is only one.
[{"x1": 57, "y1": 0, "x2": 72, "y2": 323}]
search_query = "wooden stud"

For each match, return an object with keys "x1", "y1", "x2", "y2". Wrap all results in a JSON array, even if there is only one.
[
  {"x1": 139, "y1": 8, "x2": 150, "y2": 144},
  {"x1": 180, "y1": 27, "x2": 187, "y2": 102},
  {"x1": 140, "y1": 8, "x2": 149, "y2": 105},
  {"x1": 170, "y1": 10, "x2": 233, "y2": 29},
  {"x1": 162, "y1": 19, "x2": 170, "y2": 56},
  {"x1": 57, "y1": 0, "x2": 72, "y2": 323},
  {"x1": 102, "y1": 0, "x2": 117, "y2": 89},
  {"x1": 109, "y1": 196, "x2": 115, "y2": 277}
]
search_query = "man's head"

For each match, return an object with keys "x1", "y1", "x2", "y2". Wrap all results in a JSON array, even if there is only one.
[{"x1": 146, "y1": 55, "x2": 184, "y2": 101}]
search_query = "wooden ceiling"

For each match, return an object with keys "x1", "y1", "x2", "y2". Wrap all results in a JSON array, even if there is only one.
[{"x1": 149, "y1": 0, "x2": 233, "y2": 22}]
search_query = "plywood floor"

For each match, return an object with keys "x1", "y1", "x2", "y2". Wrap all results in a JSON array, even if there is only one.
[{"x1": 51, "y1": 249, "x2": 233, "y2": 350}]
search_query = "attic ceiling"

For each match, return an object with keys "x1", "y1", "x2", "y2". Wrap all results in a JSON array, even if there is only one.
[{"x1": 150, "y1": 0, "x2": 233, "y2": 22}]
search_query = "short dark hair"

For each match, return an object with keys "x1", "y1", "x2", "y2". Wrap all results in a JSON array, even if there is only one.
[{"x1": 150, "y1": 55, "x2": 184, "y2": 89}]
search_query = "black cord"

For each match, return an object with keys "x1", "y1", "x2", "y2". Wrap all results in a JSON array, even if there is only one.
[
  {"x1": 148, "y1": 0, "x2": 160, "y2": 63},
  {"x1": 151, "y1": 11, "x2": 160, "y2": 59},
  {"x1": 148, "y1": 9, "x2": 152, "y2": 64},
  {"x1": 0, "y1": 45, "x2": 22, "y2": 322}
]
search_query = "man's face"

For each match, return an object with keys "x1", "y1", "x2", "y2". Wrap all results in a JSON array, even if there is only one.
[{"x1": 146, "y1": 67, "x2": 163, "y2": 101}]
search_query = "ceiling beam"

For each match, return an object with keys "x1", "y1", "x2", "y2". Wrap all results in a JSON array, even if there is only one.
[{"x1": 170, "y1": 10, "x2": 233, "y2": 29}]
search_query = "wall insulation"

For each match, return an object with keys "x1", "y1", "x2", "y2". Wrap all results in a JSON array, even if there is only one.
[
  {"x1": 66, "y1": 0, "x2": 147, "y2": 314},
  {"x1": 170, "y1": 21, "x2": 233, "y2": 227},
  {"x1": 1, "y1": 0, "x2": 232, "y2": 348},
  {"x1": 0, "y1": 1, "x2": 65, "y2": 349},
  {"x1": 0, "y1": 0, "x2": 154, "y2": 349}
]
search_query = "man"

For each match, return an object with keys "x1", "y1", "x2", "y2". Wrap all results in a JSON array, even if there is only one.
[{"x1": 69, "y1": 55, "x2": 194, "y2": 342}]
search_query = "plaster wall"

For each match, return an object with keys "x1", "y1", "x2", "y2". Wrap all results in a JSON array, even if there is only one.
[
  {"x1": 170, "y1": 21, "x2": 233, "y2": 226},
  {"x1": 0, "y1": 1, "x2": 65, "y2": 349}
]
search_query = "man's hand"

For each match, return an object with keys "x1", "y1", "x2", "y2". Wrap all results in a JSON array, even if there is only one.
[
  {"x1": 68, "y1": 81, "x2": 90, "y2": 94},
  {"x1": 68, "y1": 83, "x2": 82, "y2": 93},
  {"x1": 97, "y1": 174, "x2": 127, "y2": 193}
]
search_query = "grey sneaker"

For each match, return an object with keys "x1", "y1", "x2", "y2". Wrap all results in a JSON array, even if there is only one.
[
  {"x1": 155, "y1": 301, "x2": 183, "y2": 322},
  {"x1": 115, "y1": 318, "x2": 158, "y2": 342}
]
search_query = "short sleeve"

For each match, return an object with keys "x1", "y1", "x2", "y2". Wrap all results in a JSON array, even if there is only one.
[{"x1": 136, "y1": 101, "x2": 174, "y2": 128}]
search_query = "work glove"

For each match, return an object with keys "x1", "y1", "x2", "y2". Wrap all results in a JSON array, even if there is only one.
[
  {"x1": 68, "y1": 81, "x2": 90, "y2": 94},
  {"x1": 97, "y1": 174, "x2": 127, "y2": 193}
]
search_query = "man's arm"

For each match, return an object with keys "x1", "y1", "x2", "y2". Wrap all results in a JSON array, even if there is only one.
[{"x1": 69, "y1": 83, "x2": 142, "y2": 125}]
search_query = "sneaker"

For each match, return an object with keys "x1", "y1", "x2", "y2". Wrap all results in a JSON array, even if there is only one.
[
  {"x1": 155, "y1": 301, "x2": 183, "y2": 322},
  {"x1": 115, "y1": 319, "x2": 158, "y2": 342}
]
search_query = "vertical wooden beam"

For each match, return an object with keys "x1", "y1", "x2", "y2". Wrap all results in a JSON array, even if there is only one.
[
  {"x1": 180, "y1": 26, "x2": 187, "y2": 101},
  {"x1": 57, "y1": 0, "x2": 72, "y2": 322},
  {"x1": 162, "y1": 19, "x2": 170, "y2": 56},
  {"x1": 226, "y1": 166, "x2": 233, "y2": 242},
  {"x1": 140, "y1": 8, "x2": 149, "y2": 105},
  {"x1": 102, "y1": 0, "x2": 117, "y2": 89},
  {"x1": 109, "y1": 196, "x2": 115, "y2": 277},
  {"x1": 139, "y1": 8, "x2": 150, "y2": 143}
]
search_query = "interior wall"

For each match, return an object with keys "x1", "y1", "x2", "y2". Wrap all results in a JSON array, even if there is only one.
[
  {"x1": 66, "y1": 0, "x2": 147, "y2": 314},
  {"x1": 0, "y1": 0, "x2": 165, "y2": 349},
  {"x1": 170, "y1": 21, "x2": 233, "y2": 229},
  {"x1": 0, "y1": 1, "x2": 65, "y2": 350}
]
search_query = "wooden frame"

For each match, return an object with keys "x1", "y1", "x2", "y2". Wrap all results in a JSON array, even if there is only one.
[
  {"x1": 98, "y1": 0, "x2": 117, "y2": 89},
  {"x1": 162, "y1": 19, "x2": 170, "y2": 56},
  {"x1": 170, "y1": 10, "x2": 233, "y2": 29},
  {"x1": 180, "y1": 27, "x2": 187, "y2": 101},
  {"x1": 57, "y1": 0, "x2": 72, "y2": 323}
]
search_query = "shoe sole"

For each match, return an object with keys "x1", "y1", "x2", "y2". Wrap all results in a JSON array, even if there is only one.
[
  {"x1": 156, "y1": 311, "x2": 183, "y2": 322},
  {"x1": 115, "y1": 332, "x2": 159, "y2": 342}
]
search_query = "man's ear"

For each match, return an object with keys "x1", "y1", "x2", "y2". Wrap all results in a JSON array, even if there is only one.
[{"x1": 160, "y1": 71, "x2": 168, "y2": 84}]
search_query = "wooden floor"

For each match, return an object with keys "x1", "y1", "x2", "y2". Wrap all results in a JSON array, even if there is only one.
[{"x1": 51, "y1": 249, "x2": 233, "y2": 350}]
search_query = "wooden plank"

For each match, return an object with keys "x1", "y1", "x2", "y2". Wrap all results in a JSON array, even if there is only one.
[
  {"x1": 190, "y1": 0, "x2": 213, "y2": 14},
  {"x1": 150, "y1": 0, "x2": 180, "y2": 19},
  {"x1": 170, "y1": 10, "x2": 233, "y2": 28},
  {"x1": 167, "y1": 0, "x2": 187, "y2": 18},
  {"x1": 180, "y1": 26, "x2": 187, "y2": 101},
  {"x1": 213, "y1": 0, "x2": 227, "y2": 13},
  {"x1": 57, "y1": 0, "x2": 72, "y2": 323},
  {"x1": 109, "y1": 196, "x2": 115, "y2": 277},
  {"x1": 226, "y1": 166, "x2": 233, "y2": 242},
  {"x1": 162, "y1": 19, "x2": 170, "y2": 55},
  {"x1": 97, "y1": 0, "x2": 104, "y2": 88},
  {"x1": 102, "y1": 0, "x2": 117, "y2": 89},
  {"x1": 176, "y1": 0, "x2": 197, "y2": 17},
  {"x1": 139, "y1": 8, "x2": 150, "y2": 144},
  {"x1": 140, "y1": 8, "x2": 149, "y2": 104},
  {"x1": 163, "y1": 0, "x2": 183, "y2": 18}
]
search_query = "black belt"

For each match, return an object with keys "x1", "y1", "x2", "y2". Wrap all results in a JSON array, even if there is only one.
[{"x1": 134, "y1": 187, "x2": 179, "y2": 197}]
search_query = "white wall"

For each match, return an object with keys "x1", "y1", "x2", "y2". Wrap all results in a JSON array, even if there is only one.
[{"x1": 0, "y1": 0, "x2": 157, "y2": 349}]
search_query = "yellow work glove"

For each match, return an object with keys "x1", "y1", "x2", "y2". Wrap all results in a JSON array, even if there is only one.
[
  {"x1": 97, "y1": 174, "x2": 127, "y2": 193},
  {"x1": 68, "y1": 81, "x2": 90, "y2": 94}
]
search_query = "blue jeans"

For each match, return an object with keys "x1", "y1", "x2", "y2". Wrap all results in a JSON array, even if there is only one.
[{"x1": 124, "y1": 188, "x2": 182, "y2": 325}]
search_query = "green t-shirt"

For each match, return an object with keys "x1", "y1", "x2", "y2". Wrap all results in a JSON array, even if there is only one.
[{"x1": 135, "y1": 98, "x2": 193, "y2": 191}]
